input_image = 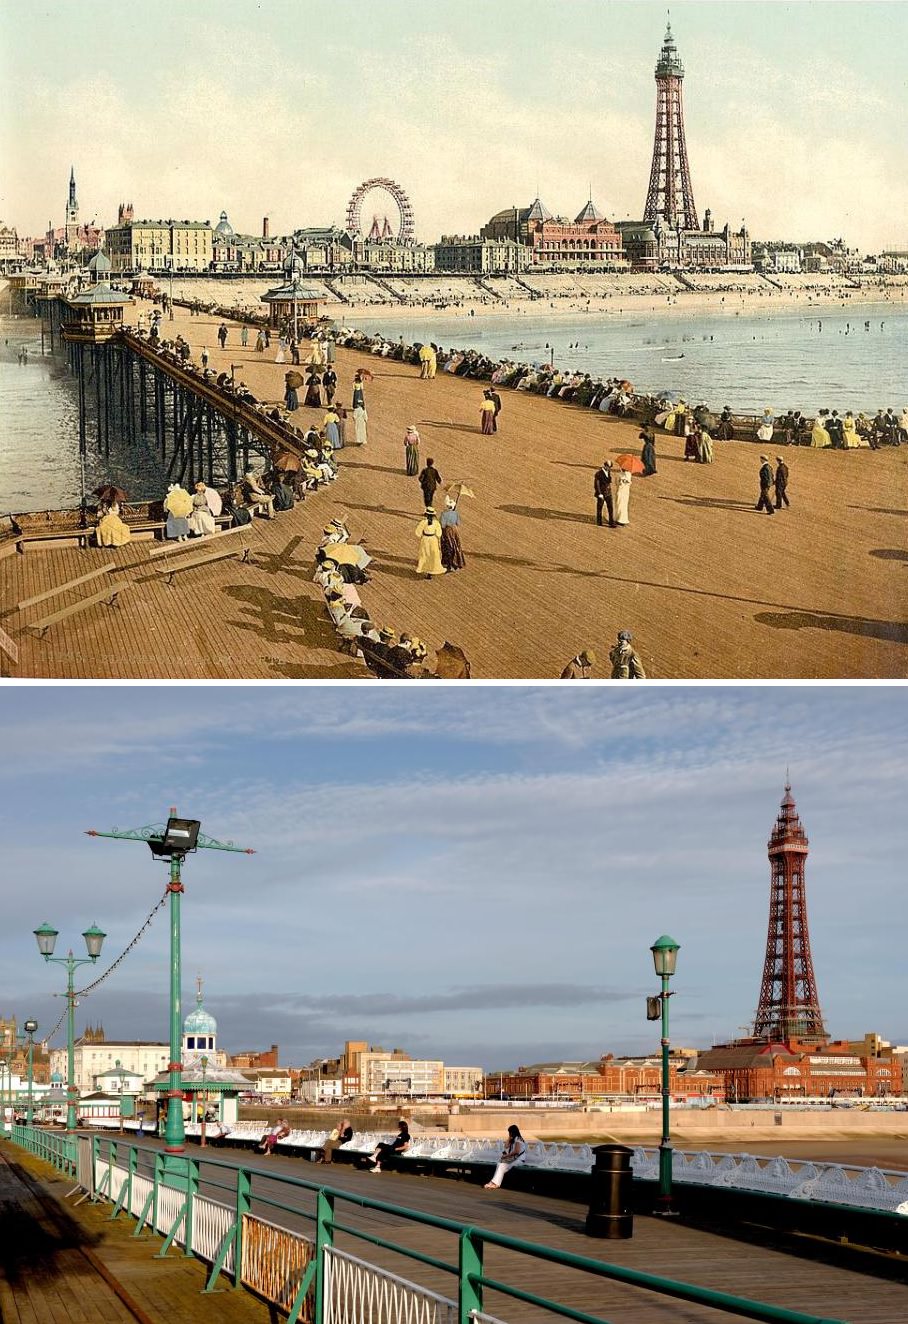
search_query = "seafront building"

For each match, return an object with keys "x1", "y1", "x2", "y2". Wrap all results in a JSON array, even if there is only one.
[
  {"x1": 481, "y1": 197, "x2": 625, "y2": 269},
  {"x1": 485, "y1": 1055, "x2": 721, "y2": 1101},
  {"x1": 104, "y1": 210, "x2": 214, "y2": 272},
  {"x1": 433, "y1": 234, "x2": 527, "y2": 274}
]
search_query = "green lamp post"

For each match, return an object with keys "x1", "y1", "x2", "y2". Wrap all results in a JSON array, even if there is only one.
[
  {"x1": 86, "y1": 811, "x2": 253, "y2": 1162},
  {"x1": 21, "y1": 1020, "x2": 39, "y2": 1126},
  {"x1": 34, "y1": 923, "x2": 106, "y2": 1132},
  {"x1": 650, "y1": 934, "x2": 680, "y2": 1215}
]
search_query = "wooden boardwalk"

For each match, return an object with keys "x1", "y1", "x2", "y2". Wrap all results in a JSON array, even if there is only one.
[
  {"x1": 0, "y1": 1144, "x2": 271, "y2": 1323},
  {"x1": 2, "y1": 301, "x2": 906, "y2": 679}
]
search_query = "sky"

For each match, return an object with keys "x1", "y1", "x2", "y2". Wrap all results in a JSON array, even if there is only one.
[
  {"x1": 0, "y1": 685, "x2": 904, "y2": 1070},
  {"x1": 1, "y1": 2, "x2": 906, "y2": 253}
]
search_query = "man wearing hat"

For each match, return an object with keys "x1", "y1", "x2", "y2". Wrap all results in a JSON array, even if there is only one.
[
  {"x1": 609, "y1": 631, "x2": 645, "y2": 679},
  {"x1": 756, "y1": 456, "x2": 775, "y2": 515},
  {"x1": 593, "y1": 460, "x2": 616, "y2": 527},
  {"x1": 774, "y1": 456, "x2": 790, "y2": 509},
  {"x1": 560, "y1": 649, "x2": 596, "y2": 679}
]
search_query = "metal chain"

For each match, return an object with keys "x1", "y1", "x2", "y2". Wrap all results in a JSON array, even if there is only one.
[{"x1": 41, "y1": 888, "x2": 170, "y2": 1045}]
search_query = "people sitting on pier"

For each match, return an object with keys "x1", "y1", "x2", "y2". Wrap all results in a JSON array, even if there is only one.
[
  {"x1": 96, "y1": 501, "x2": 132, "y2": 548},
  {"x1": 188, "y1": 482, "x2": 218, "y2": 537},
  {"x1": 164, "y1": 484, "x2": 193, "y2": 540},
  {"x1": 318, "y1": 1119, "x2": 354, "y2": 1165},
  {"x1": 715, "y1": 406, "x2": 735, "y2": 440},
  {"x1": 258, "y1": 1118, "x2": 291, "y2": 1156},
  {"x1": 222, "y1": 487, "x2": 253, "y2": 527},
  {"x1": 484, "y1": 1125, "x2": 527, "y2": 1190},
  {"x1": 242, "y1": 468, "x2": 275, "y2": 519},
  {"x1": 366, "y1": 1120, "x2": 411, "y2": 1172}
]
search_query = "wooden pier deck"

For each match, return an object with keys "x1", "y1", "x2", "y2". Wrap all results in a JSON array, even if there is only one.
[{"x1": 2, "y1": 302, "x2": 906, "y2": 679}]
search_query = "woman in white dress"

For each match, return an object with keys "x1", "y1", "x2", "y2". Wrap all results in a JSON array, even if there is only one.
[
  {"x1": 188, "y1": 482, "x2": 217, "y2": 536},
  {"x1": 484, "y1": 1126, "x2": 527, "y2": 1190},
  {"x1": 614, "y1": 469, "x2": 632, "y2": 525},
  {"x1": 353, "y1": 405, "x2": 368, "y2": 446}
]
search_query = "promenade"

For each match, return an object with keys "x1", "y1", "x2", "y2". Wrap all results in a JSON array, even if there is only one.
[
  {"x1": 1, "y1": 301, "x2": 906, "y2": 678},
  {"x1": 3, "y1": 1136, "x2": 905, "y2": 1324}
]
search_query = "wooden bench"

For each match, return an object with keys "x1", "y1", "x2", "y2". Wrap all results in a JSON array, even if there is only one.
[
  {"x1": 155, "y1": 540, "x2": 251, "y2": 584},
  {"x1": 17, "y1": 562, "x2": 115, "y2": 613},
  {"x1": 27, "y1": 582, "x2": 128, "y2": 637},
  {"x1": 148, "y1": 521, "x2": 249, "y2": 560}
]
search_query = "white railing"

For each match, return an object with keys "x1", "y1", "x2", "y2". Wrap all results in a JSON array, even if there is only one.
[
  {"x1": 323, "y1": 1247, "x2": 457, "y2": 1324},
  {"x1": 192, "y1": 1193, "x2": 235, "y2": 1271}
]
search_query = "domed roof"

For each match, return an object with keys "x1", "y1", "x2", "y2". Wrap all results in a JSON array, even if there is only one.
[
  {"x1": 51, "y1": 1071, "x2": 64, "y2": 1083},
  {"x1": 215, "y1": 210, "x2": 234, "y2": 237},
  {"x1": 88, "y1": 250, "x2": 112, "y2": 273},
  {"x1": 575, "y1": 198, "x2": 604, "y2": 223},
  {"x1": 184, "y1": 984, "x2": 217, "y2": 1037}
]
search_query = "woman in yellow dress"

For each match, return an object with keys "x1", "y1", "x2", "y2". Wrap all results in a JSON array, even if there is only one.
[
  {"x1": 841, "y1": 412, "x2": 865, "y2": 448},
  {"x1": 96, "y1": 502, "x2": 131, "y2": 547},
  {"x1": 415, "y1": 507, "x2": 445, "y2": 577},
  {"x1": 809, "y1": 414, "x2": 831, "y2": 447}
]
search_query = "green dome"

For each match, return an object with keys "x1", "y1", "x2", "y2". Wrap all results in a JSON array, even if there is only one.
[{"x1": 184, "y1": 1003, "x2": 217, "y2": 1036}]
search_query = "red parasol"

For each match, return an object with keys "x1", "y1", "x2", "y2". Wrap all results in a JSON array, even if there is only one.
[{"x1": 614, "y1": 455, "x2": 645, "y2": 475}]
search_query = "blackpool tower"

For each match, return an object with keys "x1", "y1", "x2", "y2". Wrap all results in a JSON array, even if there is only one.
[
  {"x1": 752, "y1": 785, "x2": 827, "y2": 1044},
  {"x1": 643, "y1": 19, "x2": 700, "y2": 231}
]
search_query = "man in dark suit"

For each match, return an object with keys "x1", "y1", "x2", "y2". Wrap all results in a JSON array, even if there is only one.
[
  {"x1": 756, "y1": 456, "x2": 775, "y2": 514},
  {"x1": 594, "y1": 461, "x2": 616, "y2": 527},
  {"x1": 826, "y1": 411, "x2": 844, "y2": 448},
  {"x1": 774, "y1": 456, "x2": 790, "y2": 509}
]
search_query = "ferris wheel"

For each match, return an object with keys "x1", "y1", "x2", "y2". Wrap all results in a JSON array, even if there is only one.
[{"x1": 345, "y1": 177, "x2": 416, "y2": 243}]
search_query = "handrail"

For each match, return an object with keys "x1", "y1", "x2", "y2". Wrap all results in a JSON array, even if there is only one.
[{"x1": 4, "y1": 1127, "x2": 847, "y2": 1324}]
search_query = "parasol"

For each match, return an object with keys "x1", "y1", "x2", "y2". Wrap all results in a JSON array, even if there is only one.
[
  {"x1": 164, "y1": 486, "x2": 193, "y2": 518},
  {"x1": 618, "y1": 380, "x2": 634, "y2": 393},
  {"x1": 614, "y1": 455, "x2": 645, "y2": 475},
  {"x1": 93, "y1": 483, "x2": 129, "y2": 505},
  {"x1": 444, "y1": 482, "x2": 476, "y2": 504},
  {"x1": 434, "y1": 642, "x2": 472, "y2": 679},
  {"x1": 326, "y1": 543, "x2": 372, "y2": 570},
  {"x1": 285, "y1": 370, "x2": 304, "y2": 389},
  {"x1": 272, "y1": 448, "x2": 302, "y2": 473},
  {"x1": 356, "y1": 368, "x2": 375, "y2": 382}
]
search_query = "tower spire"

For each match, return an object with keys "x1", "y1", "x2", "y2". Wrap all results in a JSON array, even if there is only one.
[
  {"x1": 752, "y1": 785, "x2": 826, "y2": 1045},
  {"x1": 643, "y1": 16, "x2": 699, "y2": 230}
]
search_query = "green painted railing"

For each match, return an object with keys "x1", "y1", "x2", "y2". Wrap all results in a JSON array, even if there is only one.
[
  {"x1": 5, "y1": 1127, "x2": 845, "y2": 1324},
  {"x1": 10, "y1": 1124, "x2": 76, "y2": 1174}
]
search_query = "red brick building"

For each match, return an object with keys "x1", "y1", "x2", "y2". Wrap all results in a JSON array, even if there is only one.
[
  {"x1": 486, "y1": 1055, "x2": 721, "y2": 1101},
  {"x1": 697, "y1": 1039, "x2": 902, "y2": 1102},
  {"x1": 482, "y1": 197, "x2": 624, "y2": 269},
  {"x1": 228, "y1": 1044, "x2": 279, "y2": 1070}
]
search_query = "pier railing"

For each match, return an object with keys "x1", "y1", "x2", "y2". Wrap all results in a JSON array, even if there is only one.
[{"x1": 6, "y1": 1126, "x2": 844, "y2": 1324}]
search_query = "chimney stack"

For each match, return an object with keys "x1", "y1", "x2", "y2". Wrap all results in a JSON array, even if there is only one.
[{"x1": 262, "y1": 215, "x2": 270, "y2": 239}]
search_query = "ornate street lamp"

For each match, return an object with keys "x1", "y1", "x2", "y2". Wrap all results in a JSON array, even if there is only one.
[
  {"x1": 650, "y1": 934, "x2": 680, "y2": 1215},
  {"x1": 34, "y1": 922, "x2": 106, "y2": 1132},
  {"x1": 22, "y1": 1019, "x2": 39, "y2": 1126},
  {"x1": 86, "y1": 810, "x2": 252, "y2": 1164}
]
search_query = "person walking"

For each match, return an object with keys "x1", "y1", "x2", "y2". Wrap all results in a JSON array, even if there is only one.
[
  {"x1": 352, "y1": 401, "x2": 368, "y2": 446},
  {"x1": 352, "y1": 370, "x2": 366, "y2": 411},
  {"x1": 640, "y1": 426, "x2": 657, "y2": 475},
  {"x1": 484, "y1": 1125, "x2": 527, "y2": 1190},
  {"x1": 440, "y1": 496, "x2": 465, "y2": 571},
  {"x1": 415, "y1": 508, "x2": 445, "y2": 578},
  {"x1": 756, "y1": 455, "x2": 775, "y2": 514},
  {"x1": 594, "y1": 460, "x2": 616, "y2": 527},
  {"x1": 695, "y1": 425, "x2": 713, "y2": 464},
  {"x1": 404, "y1": 425, "x2": 421, "y2": 476},
  {"x1": 614, "y1": 467, "x2": 632, "y2": 526},
  {"x1": 418, "y1": 458, "x2": 442, "y2": 508},
  {"x1": 322, "y1": 366, "x2": 337, "y2": 404},
  {"x1": 284, "y1": 371, "x2": 300, "y2": 412},
  {"x1": 774, "y1": 456, "x2": 790, "y2": 509},
  {"x1": 323, "y1": 407, "x2": 342, "y2": 450},
  {"x1": 488, "y1": 386, "x2": 502, "y2": 428},
  {"x1": 217, "y1": 323, "x2": 228, "y2": 350},
  {"x1": 200, "y1": 346, "x2": 209, "y2": 370},
  {"x1": 609, "y1": 630, "x2": 646, "y2": 679},
  {"x1": 240, "y1": 324, "x2": 249, "y2": 348},
  {"x1": 480, "y1": 393, "x2": 497, "y2": 435},
  {"x1": 255, "y1": 329, "x2": 265, "y2": 353}
]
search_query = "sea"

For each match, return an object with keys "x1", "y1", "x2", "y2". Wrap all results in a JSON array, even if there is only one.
[
  {"x1": 354, "y1": 302, "x2": 907, "y2": 415},
  {"x1": 1, "y1": 301, "x2": 905, "y2": 515}
]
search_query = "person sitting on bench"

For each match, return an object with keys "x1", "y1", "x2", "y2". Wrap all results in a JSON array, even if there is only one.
[
  {"x1": 242, "y1": 469, "x2": 275, "y2": 519},
  {"x1": 318, "y1": 1118, "x2": 354, "y2": 1164},
  {"x1": 258, "y1": 1117, "x2": 290, "y2": 1155},
  {"x1": 484, "y1": 1125, "x2": 527, "y2": 1189},
  {"x1": 366, "y1": 1120, "x2": 410, "y2": 1173}
]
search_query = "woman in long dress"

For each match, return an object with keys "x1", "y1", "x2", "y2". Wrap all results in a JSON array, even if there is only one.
[
  {"x1": 640, "y1": 427, "x2": 657, "y2": 475},
  {"x1": 96, "y1": 502, "x2": 131, "y2": 547},
  {"x1": 352, "y1": 404, "x2": 368, "y2": 446},
  {"x1": 323, "y1": 408, "x2": 342, "y2": 450},
  {"x1": 683, "y1": 421, "x2": 698, "y2": 461},
  {"x1": 810, "y1": 415, "x2": 832, "y2": 447},
  {"x1": 696, "y1": 427, "x2": 714, "y2": 464},
  {"x1": 480, "y1": 395, "x2": 497, "y2": 435},
  {"x1": 614, "y1": 469, "x2": 632, "y2": 525},
  {"x1": 304, "y1": 372, "x2": 322, "y2": 408},
  {"x1": 440, "y1": 497, "x2": 466, "y2": 571},
  {"x1": 841, "y1": 412, "x2": 862, "y2": 448},
  {"x1": 756, "y1": 410, "x2": 775, "y2": 443},
  {"x1": 164, "y1": 484, "x2": 193, "y2": 540},
  {"x1": 404, "y1": 425, "x2": 420, "y2": 476},
  {"x1": 415, "y1": 508, "x2": 445, "y2": 577},
  {"x1": 188, "y1": 482, "x2": 217, "y2": 536}
]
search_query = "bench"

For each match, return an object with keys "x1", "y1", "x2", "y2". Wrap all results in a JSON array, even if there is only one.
[
  {"x1": 27, "y1": 582, "x2": 128, "y2": 637},
  {"x1": 17, "y1": 562, "x2": 116, "y2": 613},
  {"x1": 156, "y1": 542, "x2": 250, "y2": 584},
  {"x1": 148, "y1": 521, "x2": 250, "y2": 559}
]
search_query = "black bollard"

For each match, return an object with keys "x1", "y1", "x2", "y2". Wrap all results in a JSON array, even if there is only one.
[{"x1": 585, "y1": 1143, "x2": 633, "y2": 1239}]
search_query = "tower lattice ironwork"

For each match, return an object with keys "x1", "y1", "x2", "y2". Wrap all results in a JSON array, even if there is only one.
[
  {"x1": 643, "y1": 20, "x2": 700, "y2": 231},
  {"x1": 752, "y1": 785, "x2": 827, "y2": 1043}
]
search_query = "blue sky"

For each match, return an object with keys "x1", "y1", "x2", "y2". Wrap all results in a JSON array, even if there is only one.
[
  {"x1": 2, "y1": 2, "x2": 906, "y2": 251},
  {"x1": 0, "y1": 685, "x2": 903, "y2": 1069}
]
